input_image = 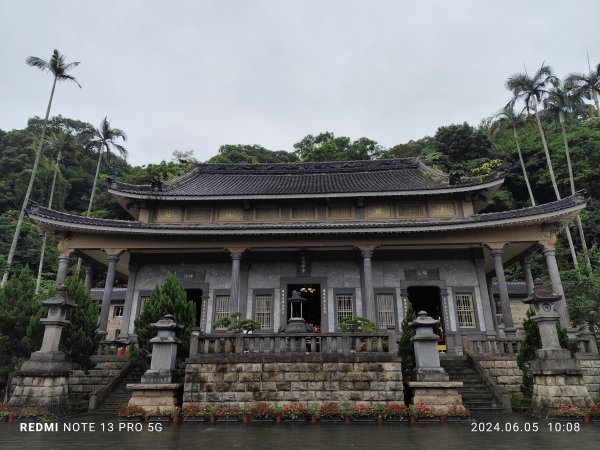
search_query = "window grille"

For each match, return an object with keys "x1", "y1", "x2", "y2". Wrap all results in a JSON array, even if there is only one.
[
  {"x1": 140, "y1": 296, "x2": 150, "y2": 312},
  {"x1": 113, "y1": 306, "x2": 124, "y2": 317},
  {"x1": 336, "y1": 294, "x2": 353, "y2": 325},
  {"x1": 455, "y1": 293, "x2": 476, "y2": 328},
  {"x1": 255, "y1": 295, "x2": 272, "y2": 329},
  {"x1": 376, "y1": 293, "x2": 395, "y2": 328},
  {"x1": 214, "y1": 295, "x2": 231, "y2": 328}
]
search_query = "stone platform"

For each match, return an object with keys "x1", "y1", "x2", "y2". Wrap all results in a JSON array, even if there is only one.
[
  {"x1": 127, "y1": 383, "x2": 183, "y2": 410},
  {"x1": 408, "y1": 381, "x2": 464, "y2": 410}
]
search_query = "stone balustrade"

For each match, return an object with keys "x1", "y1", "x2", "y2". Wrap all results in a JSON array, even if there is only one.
[
  {"x1": 189, "y1": 331, "x2": 397, "y2": 359},
  {"x1": 466, "y1": 337, "x2": 522, "y2": 356}
]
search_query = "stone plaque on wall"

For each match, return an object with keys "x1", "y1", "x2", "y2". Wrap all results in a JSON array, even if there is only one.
[
  {"x1": 398, "y1": 202, "x2": 425, "y2": 218},
  {"x1": 405, "y1": 267, "x2": 440, "y2": 280},
  {"x1": 429, "y1": 201, "x2": 456, "y2": 217},
  {"x1": 186, "y1": 208, "x2": 212, "y2": 222},
  {"x1": 156, "y1": 208, "x2": 182, "y2": 223},
  {"x1": 217, "y1": 207, "x2": 243, "y2": 222},
  {"x1": 291, "y1": 205, "x2": 316, "y2": 220},
  {"x1": 328, "y1": 204, "x2": 353, "y2": 219},
  {"x1": 256, "y1": 207, "x2": 280, "y2": 221},
  {"x1": 365, "y1": 204, "x2": 393, "y2": 219}
]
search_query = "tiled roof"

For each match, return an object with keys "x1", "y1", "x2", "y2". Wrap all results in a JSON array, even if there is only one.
[
  {"x1": 26, "y1": 192, "x2": 587, "y2": 236},
  {"x1": 108, "y1": 159, "x2": 501, "y2": 198},
  {"x1": 491, "y1": 282, "x2": 528, "y2": 296},
  {"x1": 90, "y1": 288, "x2": 127, "y2": 301}
]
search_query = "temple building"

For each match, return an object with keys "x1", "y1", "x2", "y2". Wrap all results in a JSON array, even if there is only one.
[{"x1": 28, "y1": 158, "x2": 587, "y2": 355}]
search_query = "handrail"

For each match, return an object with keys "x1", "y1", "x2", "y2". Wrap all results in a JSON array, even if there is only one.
[
  {"x1": 466, "y1": 337, "x2": 522, "y2": 356},
  {"x1": 190, "y1": 331, "x2": 397, "y2": 357}
]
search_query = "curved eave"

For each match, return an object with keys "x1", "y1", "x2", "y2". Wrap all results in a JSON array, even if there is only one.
[
  {"x1": 107, "y1": 178, "x2": 505, "y2": 202},
  {"x1": 27, "y1": 198, "x2": 585, "y2": 237}
]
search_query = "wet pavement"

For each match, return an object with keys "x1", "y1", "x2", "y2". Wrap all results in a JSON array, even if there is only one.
[{"x1": 1, "y1": 413, "x2": 599, "y2": 450}]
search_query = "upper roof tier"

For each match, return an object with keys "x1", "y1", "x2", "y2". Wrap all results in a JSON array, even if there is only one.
[{"x1": 108, "y1": 159, "x2": 504, "y2": 201}]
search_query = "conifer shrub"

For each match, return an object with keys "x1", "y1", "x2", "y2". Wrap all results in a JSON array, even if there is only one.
[{"x1": 133, "y1": 273, "x2": 195, "y2": 364}]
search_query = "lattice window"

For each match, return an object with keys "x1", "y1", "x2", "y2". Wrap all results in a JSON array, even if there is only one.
[
  {"x1": 113, "y1": 306, "x2": 124, "y2": 317},
  {"x1": 255, "y1": 295, "x2": 272, "y2": 329},
  {"x1": 336, "y1": 294, "x2": 353, "y2": 325},
  {"x1": 214, "y1": 295, "x2": 231, "y2": 329},
  {"x1": 455, "y1": 293, "x2": 476, "y2": 328},
  {"x1": 376, "y1": 293, "x2": 395, "y2": 328}
]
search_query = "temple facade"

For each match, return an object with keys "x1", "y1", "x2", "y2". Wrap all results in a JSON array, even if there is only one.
[{"x1": 28, "y1": 158, "x2": 587, "y2": 355}]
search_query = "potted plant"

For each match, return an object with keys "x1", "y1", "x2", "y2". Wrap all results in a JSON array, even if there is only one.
[
  {"x1": 147, "y1": 407, "x2": 172, "y2": 423},
  {"x1": 351, "y1": 403, "x2": 375, "y2": 422},
  {"x1": 510, "y1": 392, "x2": 530, "y2": 414},
  {"x1": 208, "y1": 405, "x2": 219, "y2": 424},
  {"x1": 414, "y1": 402, "x2": 438, "y2": 423},
  {"x1": 588, "y1": 401, "x2": 600, "y2": 423},
  {"x1": 373, "y1": 403, "x2": 385, "y2": 422},
  {"x1": 240, "y1": 404, "x2": 251, "y2": 424},
  {"x1": 0, "y1": 404, "x2": 9, "y2": 423},
  {"x1": 307, "y1": 404, "x2": 319, "y2": 423},
  {"x1": 182, "y1": 403, "x2": 209, "y2": 422},
  {"x1": 444, "y1": 404, "x2": 470, "y2": 423},
  {"x1": 407, "y1": 404, "x2": 417, "y2": 423},
  {"x1": 217, "y1": 405, "x2": 241, "y2": 422},
  {"x1": 118, "y1": 404, "x2": 147, "y2": 422},
  {"x1": 340, "y1": 403, "x2": 353, "y2": 423},
  {"x1": 383, "y1": 402, "x2": 408, "y2": 422},
  {"x1": 318, "y1": 402, "x2": 342, "y2": 422},
  {"x1": 273, "y1": 405, "x2": 285, "y2": 423},
  {"x1": 283, "y1": 402, "x2": 308, "y2": 422},
  {"x1": 164, "y1": 406, "x2": 181, "y2": 423},
  {"x1": 549, "y1": 405, "x2": 586, "y2": 422},
  {"x1": 250, "y1": 402, "x2": 274, "y2": 422}
]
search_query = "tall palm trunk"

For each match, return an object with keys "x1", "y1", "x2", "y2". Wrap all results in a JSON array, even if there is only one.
[
  {"x1": 1, "y1": 78, "x2": 57, "y2": 287},
  {"x1": 531, "y1": 98, "x2": 579, "y2": 269},
  {"x1": 87, "y1": 142, "x2": 105, "y2": 217},
  {"x1": 35, "y1": 150, "x2": 61, "y2": 293},
  {"x1": 511, "y1": 125, "x2": 536, "y2": 206},
  {"x1": 558, "y1": 111, "x2": 592, "y2": 274}
]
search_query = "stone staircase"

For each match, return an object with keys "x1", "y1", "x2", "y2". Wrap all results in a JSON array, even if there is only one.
[
  {"x1": 93, "y1": 369, "x2": 145, "y2": 415},
  {"x1": 440, "y1": 356, "x2": 506, "y2": 414}
]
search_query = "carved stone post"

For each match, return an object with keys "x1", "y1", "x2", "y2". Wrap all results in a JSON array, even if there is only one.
[
  {"x1": 488, "y1": 245, "x2": 515, "y2": 335},
  {"x1": 84, "y1": 264, "x2": 94, "y2": 294},
  {"x1": 98, "y1": 249, "x2": 125, "y2": 336},
  {"x1": 360, "y1": 249, "x2": 376, "y2": 323},
  {"x1": 541, "y1": 245, "x2": 570, "y2": 328},
  {"x1": 230, "y1": 251, "x2": 243, "y2": 312},
  {"x1": 523, "y1": 254, "x2": 535, "y2": 295}
]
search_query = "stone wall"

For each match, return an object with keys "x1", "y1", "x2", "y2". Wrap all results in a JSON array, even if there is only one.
[
  {"x1": 476, "y1": 358, "x2": 523, "y2": 395},
  {"x1": 579, "y1": 356, "x2": 600, "y2": 397},
  {"x1": 68, "y1": 360, "x2": 128, "y2": 400},
  {"x1": 183, "y1": 356, "x2": 403, "y2": 407}
]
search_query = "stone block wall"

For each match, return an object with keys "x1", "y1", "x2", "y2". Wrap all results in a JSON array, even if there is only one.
[
  {"x1": 478, "y1": 359, "x2": 523, "y2": 395},
  {"x1": 579, "y1": 357, "x2": 600, "y2": 397},
  {"x1": 183, "y1": 357, "x2": 403, "y2": 407},
  {"x1": 68, "y1": 361, "x2": 128, "y2": 400}
]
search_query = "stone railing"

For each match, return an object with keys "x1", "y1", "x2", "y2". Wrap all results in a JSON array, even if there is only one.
[
  {"x1": 189, "y1": 331, "x2": 397, "y2": 358},
  {"x1": 95, "y1": 341, "x2": 130, "y2": 359},
  {"x1": 464, "y1": 337, "x2": 522, "y2": 356}
]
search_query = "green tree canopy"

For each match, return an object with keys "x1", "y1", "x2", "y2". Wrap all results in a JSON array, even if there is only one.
[{"x1": 133, "y1": 273, "x2": 195, "y2": 361}]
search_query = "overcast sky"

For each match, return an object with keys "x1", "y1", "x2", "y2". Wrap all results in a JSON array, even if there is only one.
[{"x1": 1, "y1": 0, "x2": 599, "y2": 166}]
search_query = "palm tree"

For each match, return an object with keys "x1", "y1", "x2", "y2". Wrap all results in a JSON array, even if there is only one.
[
  {"x1": 35, "y1": 131, "x2": 72, "y2": 293},
  {"x1": 1, "y1": 50, "x2": 80, "y2": 287},
  {"x1": 505, "y1": 64, "x2": 579, "y2": 269},
  {"x1": 544, "y1": 79, "x2": 592, "y2": 273},
  {"x1": 567, "y1": 62, "x2": 600, "y2": 116},
  {"x1": 85, "y1": 117, "x2": 127, "y2": 217},
  {"x1": 491, "y1": 105, "x2": 536, "y2": 207}
]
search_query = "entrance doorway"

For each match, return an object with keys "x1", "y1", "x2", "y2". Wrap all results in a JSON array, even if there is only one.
[
  {"x1": 286, "y1": 284, "x2": 321, "y2": 331},
  {"x1": 407, "y1": 286, "x2": 445, "y2": 348},
  {"x1": 185, "y1": 289, "x2": 203, "y2": 326}
]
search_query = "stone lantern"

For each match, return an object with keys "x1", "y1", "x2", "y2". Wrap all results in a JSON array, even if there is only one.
[
  {"x1": 523, "y1": 279, "x2": 562, "y2": 351},
  {"x1": 141, "y1": 314, "x2": 182, "y2": 384},
  {"x1": 8, "y1": 285, "x2": 76, "y2": 412},
  {"x1": 285, "y1": 290, "x2": 307, "y2": 332},
  {"x1": 410, "y1": 310, "x2": 448, "y2": 381},
  {"x1": 522, "y1": 279, "x2": 593, "y2": 414},
  {"x1": 22, "y1": 284, "x2": 76, "y2": 372}
]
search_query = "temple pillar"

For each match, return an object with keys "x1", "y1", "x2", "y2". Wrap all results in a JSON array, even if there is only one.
[
  {"x1": 523, "y1": 254, "x2": 535, "y2": 295},
  {"x1": 98, "y1": 249, "x2": 125, "y2": 337},
  {"x1": 541, "y1": 245, "x2": 570, "y2": 328},
  {"x1": 228, "y1": 249, "x2": 245, "y2": 312},
  {"x1": 84, "y1": 264, "x2": 94, "y2": 294},
  {"x1": 360, "y1": 249, "x2": 376, "y2": 323},
  {"x1": 56, "y1": 254, "x2": 71, "y2": 285},
  {"x1": 488, "y1": 245, "x2": 515, "y2": 335},
  {"x1": 119, "y1": 256, "x2": 140, "y2": 341}
]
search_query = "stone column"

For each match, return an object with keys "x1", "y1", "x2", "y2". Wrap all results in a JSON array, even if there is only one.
[
  {"x1": 119, "y1": 258, "x2": 140, "y2": 341},
  {"x1": 56, "y1": 253, "x2": 71, "y2": 285},
  {"x1": 98, "y1": 249, "x2": 124, "y2": 336},
  {"x1": 229, "y1": 250, "x2": 243, "y2": 312},
  {"x1": 542, "y1": 246, "x2": 570, "y2": 328},
  {"x1": 360, "y1": 250, "x2": 376, "y2": 322},
  {"x1": 84, "y1": 264, "x2": 94, "y2": 294},
  {"x1": 489, "y1": 246, "x2": 515, "y2": 334},
  {"x1": 523, "y1": 254, "x2": 535, "y2": 295}
]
